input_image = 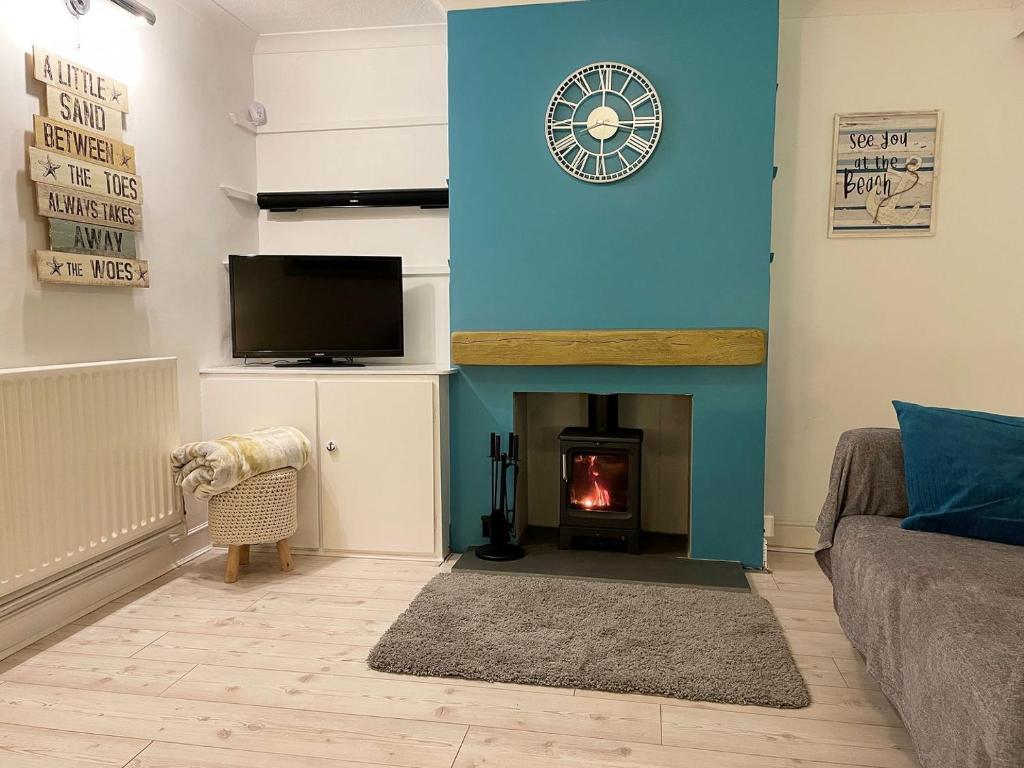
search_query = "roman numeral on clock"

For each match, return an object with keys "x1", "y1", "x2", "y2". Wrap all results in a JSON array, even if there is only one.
[
  {"x1": 632, "y1": 116, "x2": 658, "y2": 129},
  {"x1": 574, "y1": 74, "x2": 593, "y2": 96},
  {"x1": 598, "y1": 66, "x2": 614, "y2": 91},
  {"x1": 571, "y1": 148, "x2": 590, "y2": 172},
  {"x1": 625, "y1": 133, "x2": 651, "y2": 154},
  {"x1": 553, "y1": 134, "x2": 577, "y2": 155}
]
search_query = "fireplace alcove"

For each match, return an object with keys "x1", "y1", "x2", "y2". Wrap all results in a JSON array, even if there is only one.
[
  {"x1": 512, "y1": 391, "x2": 693, "y2": 556},
  {"x1": 448, "y1": 330, "x2": 769, "y2": 566}
]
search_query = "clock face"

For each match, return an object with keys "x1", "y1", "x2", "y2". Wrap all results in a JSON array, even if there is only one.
[{"x1": 545, "y1": 62, "x2": 663, "y2": 184}]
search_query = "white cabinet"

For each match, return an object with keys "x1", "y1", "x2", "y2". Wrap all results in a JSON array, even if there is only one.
[
  {"x1": 201, "y1": 366, "x2": 451, "y2": 562},
  {"x1": 201, "y1": 377, "x2": 320, "y2": 549},
  {"x1": 319, "y1": 380, "x2": 436, "y2": 556}
]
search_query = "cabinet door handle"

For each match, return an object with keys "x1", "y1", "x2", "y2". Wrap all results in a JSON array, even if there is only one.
[{"x1": 325, "y1": 441, "x2": 338, "y2": 452}]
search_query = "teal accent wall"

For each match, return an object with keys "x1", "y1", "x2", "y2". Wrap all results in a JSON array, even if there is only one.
[{"x1": 448, "y1": 0, "x2": 779, "y2": 567}]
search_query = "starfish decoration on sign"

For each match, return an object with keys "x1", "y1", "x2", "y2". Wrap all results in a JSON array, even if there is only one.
[
  {"x1": 137, "y1": 266, "x2": 148, "y2": 283},
  {"x1": 110, "y1": 87, "x2": 122, "y2": 104},
  {"x1": 119, "y1": 151, "x2": 133, "y2": 168},
  {"x1": 40, "y1": 155, "x2": 61, "y2": 179},
  {"x1": 47, "y1": 256, "x2": 64, "y2": 276}
]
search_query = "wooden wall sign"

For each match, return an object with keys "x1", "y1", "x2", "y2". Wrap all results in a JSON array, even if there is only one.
[
  {"x1": 34, "y1": 115, "x2": 136, "y2": 174},
  {"x1": 828, "y1": 110, "x2": 942, "y2": 238},
  {"x1": 29, "y1": 147, "x2": 142, "y2": 204},
  {"x1": 33, "y1": 46, "x2": 130, "y2": 113},
  {"x1": 36, "y1": 183, "x2": 142, "y2": 231},
  {"x1": 36, "y1": 251, "x2": 149, "y2": 288},
  {"x1": 29, "y1": 46, "x2": 145, "y2": 288},
  {"x1": 48, "y1": 219, "x2": 137, "y2": 260},
  {"x1": 46, "y1": 86, "x2": 123, "y2": 140}
]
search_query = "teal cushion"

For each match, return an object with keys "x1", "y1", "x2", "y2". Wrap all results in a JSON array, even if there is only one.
[{"x1": 893, "y1": 401, "x2": 1024, "y2": 546}]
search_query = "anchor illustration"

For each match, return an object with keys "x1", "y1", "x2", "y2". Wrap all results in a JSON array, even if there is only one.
[{"x1": 866, "y1": 156, "x2": 922, "y2": 226}]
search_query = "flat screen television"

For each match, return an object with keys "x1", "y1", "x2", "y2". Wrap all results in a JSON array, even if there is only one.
[{"x1": 229, "y1": 254, "x2": 404, "y2": 366}]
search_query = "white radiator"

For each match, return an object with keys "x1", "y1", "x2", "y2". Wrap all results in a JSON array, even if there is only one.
[{"x1": 0, "y1": 358, "x2": 181, "y2": 602}]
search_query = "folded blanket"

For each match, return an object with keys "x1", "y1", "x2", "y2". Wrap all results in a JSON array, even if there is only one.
[{"x1": 171, "y1": 426, "x2": 311, "y2": 500}]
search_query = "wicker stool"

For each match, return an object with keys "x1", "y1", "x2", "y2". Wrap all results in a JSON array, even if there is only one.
[{"x1": 208, "y1": 467, "x2": 298, "y2": 583}]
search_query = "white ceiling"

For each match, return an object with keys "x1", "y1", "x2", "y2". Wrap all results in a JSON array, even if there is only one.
[
  {"x1": 209, "y1": 0, "x2": 582, "y2": 34},
  {"x1": 210, "y1": 1, "x2": 1012, "y2": 35},
  {"x1": 210, "y1": 0, "x2": 445, "y2": 34}
]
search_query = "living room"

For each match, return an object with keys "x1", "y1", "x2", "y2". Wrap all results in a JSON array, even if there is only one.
[{"x1": 0, "y1": 1, "x2": 1021, "y2": 767}]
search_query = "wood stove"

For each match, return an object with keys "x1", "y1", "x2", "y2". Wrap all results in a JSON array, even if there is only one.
[{"x1": 558, "y1": 394, "x2": 643, "y2": 553}]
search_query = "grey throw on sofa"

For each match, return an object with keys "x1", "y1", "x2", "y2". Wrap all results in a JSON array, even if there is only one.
[{"x1": 815, "y1": 428, "x2": 1024, "y2": 768}]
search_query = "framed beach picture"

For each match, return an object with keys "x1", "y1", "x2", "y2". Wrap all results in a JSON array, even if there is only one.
[{"x1": 828, "y1": 110, "x2": 942, "y2": 238}]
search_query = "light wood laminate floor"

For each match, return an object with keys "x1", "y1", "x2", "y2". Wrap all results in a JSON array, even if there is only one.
[{"x1": 0, "y1": 549, "x2": 921, "y2": 768}]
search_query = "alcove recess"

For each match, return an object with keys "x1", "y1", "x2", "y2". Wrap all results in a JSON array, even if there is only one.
[{"x1": 512, "y1": 392, "x2": 693, "y2": 548}]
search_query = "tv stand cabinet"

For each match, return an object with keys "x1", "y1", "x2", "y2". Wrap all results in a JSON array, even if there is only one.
[{"x1": 199, "y1": 365, "x2": 454, "y2": 563}]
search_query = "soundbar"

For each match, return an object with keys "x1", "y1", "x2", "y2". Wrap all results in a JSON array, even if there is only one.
[{"x1": 257, "y1": 188, "x2": 449, "y2": 212}]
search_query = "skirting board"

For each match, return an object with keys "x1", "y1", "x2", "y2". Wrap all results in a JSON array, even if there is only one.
[
  {"x1": 214, "y1": 543, "x2": 446, "y2": 566},
  {"x1": 767, "y1": 521, "x2": 819, "y2": 551},
  {"x1": 0, "y1": 525, "x2": 211, "y2": 661}
]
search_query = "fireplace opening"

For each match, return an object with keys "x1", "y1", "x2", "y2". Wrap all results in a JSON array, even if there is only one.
[
  {"x1": 559, "y1": 394, "x2": 643, "y2": 553},
  {"x1": 510, "y1": 391, "x2": 691, "y2": 556}
]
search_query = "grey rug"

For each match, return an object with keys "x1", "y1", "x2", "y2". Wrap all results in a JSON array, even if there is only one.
[{"x1": 368, "y1": 572, "x2": 810, "y2": 708}]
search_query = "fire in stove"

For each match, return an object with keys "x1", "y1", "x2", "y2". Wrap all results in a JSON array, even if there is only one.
[{"x1": 569, "y1": 453, "x2": 628, "y2": 511}]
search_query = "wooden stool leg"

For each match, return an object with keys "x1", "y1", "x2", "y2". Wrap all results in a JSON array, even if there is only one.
[
  {"x1": 225, "y1": 545, "x2": 241, "y2": 584},
  {"x1": 239, "y1": 544, "x2": 250, "y2": 566},
  {"x1": 276, "y1": 539, "x2": 293, "y2": 573}
]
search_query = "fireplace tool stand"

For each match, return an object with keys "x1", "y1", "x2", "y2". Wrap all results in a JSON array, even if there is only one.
[{"x1": 476, "y1": 432, "x2": 525, "y2": 561}]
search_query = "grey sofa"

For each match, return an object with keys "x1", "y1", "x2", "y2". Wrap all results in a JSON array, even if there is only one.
[{"x1": 815, "y1": 428, "x2": 1024, "y2": 768}]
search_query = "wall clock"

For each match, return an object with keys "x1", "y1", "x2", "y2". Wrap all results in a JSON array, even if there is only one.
[{"x1": 545, "y1": 62, "x2": 662, "y2": 184}]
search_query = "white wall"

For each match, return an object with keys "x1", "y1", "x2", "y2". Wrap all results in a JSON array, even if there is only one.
[
  {"x1": 0, "y1": 0, "x2": 256, "y2": 656},
  {"x1": 253, "y1": 24, "x2": 451, "y2": 366},
  {"x1": 0, "y1": 0, "x2": 258, "y2": 533},
  {"x1": 767, "y1": 1, "x2": 1024, "y2": 548}
]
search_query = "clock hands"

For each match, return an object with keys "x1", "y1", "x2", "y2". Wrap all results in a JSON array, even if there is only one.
[{"x1": 569, "y1": 118, "x2": 643, "y2": 135}]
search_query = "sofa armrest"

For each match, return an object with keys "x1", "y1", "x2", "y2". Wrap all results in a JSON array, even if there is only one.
[{"x1": 815, "y1": 428, "x2": 909, "y2": 578}]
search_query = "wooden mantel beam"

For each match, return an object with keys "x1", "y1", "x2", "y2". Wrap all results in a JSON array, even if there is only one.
[{"x1": 451, "y1": 329, "x2": 767, "y2": 367}]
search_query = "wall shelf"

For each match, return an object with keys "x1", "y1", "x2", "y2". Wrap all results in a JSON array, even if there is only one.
[
  {"x1": 257, "y1": 115, "x2": 448, "y2": 135},
  {"x1": 220, "y1": 185, "x2": 258, "y2": 204},
  {"x1": 228, "y1": 112, "x2": 258, "y2": 135},
  {"x1": 258, "y1": 188, "x2": 449, "y2": 212}
]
